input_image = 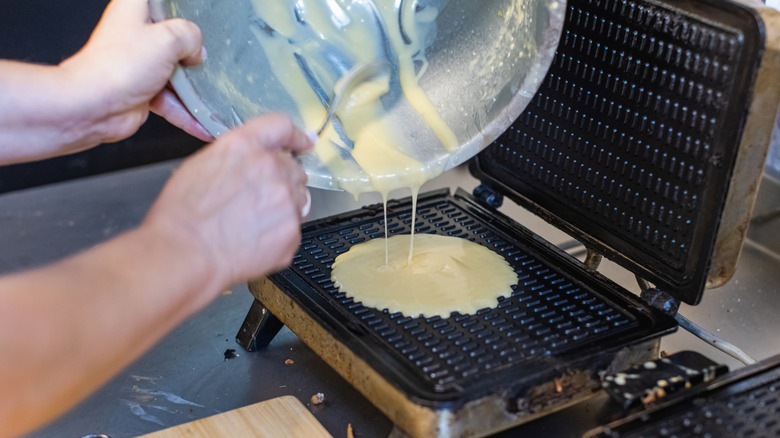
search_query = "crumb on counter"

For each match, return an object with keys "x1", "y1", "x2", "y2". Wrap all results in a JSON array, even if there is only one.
[{"x1": 311, "y1": 392, "x2": 325, "y2": 405}]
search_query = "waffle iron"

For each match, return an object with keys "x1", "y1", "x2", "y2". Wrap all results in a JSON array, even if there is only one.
[{"x1": 237, "y1": 0, "x2": 780, "y2": 436}]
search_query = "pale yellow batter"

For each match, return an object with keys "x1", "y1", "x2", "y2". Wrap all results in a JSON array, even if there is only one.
[
  {"x1": 249, "y1": 0, "x2": 456, "y2": 197},
  {"x1": 248, "y1": 0, "x2": 518, "y2": 317},
  {"x1": 332, "y1": 234, "x2": 518, "y2": 317}
]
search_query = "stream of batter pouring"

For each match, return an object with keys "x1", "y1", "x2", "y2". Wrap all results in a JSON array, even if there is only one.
[{"x1": 250, "y1": 0, "x2": 517, "y2": 317}]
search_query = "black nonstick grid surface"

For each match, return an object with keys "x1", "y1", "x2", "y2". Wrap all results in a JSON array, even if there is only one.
[
  {"x1": 470, "y1": 0, "x2": 765, "y2": 306},
  {"x1": 587, "y1": 355, "x2": 780, "y2": 438},
  {"x1": 269, "y1": 188, "x2": 675, "y2": 404}
]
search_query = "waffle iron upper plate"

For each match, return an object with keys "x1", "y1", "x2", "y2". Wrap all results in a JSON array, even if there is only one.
[{"x1": 470, "y1": 0, "x2": 769, "y2": 305}]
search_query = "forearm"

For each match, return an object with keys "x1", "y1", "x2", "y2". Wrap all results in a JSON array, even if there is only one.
[
  {"x1": 0, "y1": 112, "x2": 312, "y2": 438},
  {"x1": 0, "y1": 60, "x2": 119, "y2": 165},
  {"x1": 0, "y1": 222, "x2": 220, "y2": 437}
]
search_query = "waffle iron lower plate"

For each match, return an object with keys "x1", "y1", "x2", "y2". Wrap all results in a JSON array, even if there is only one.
[{"x1": 248, "y1": 188, "x2": 677, "y2": 437}]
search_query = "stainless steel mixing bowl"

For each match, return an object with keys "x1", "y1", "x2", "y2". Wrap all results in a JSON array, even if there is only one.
[{"x1": 149, "y1": 0, "x2": 565, "y2": 191}]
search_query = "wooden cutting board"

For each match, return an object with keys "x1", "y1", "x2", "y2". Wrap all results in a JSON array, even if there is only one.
[{"x1": 138, "y1": 396, "x2": 332, "y2": 437}]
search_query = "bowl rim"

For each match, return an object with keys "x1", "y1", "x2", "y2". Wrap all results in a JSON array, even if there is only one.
[{"x1": 148, "y1": 0, "x2": 567, "y2": 191}]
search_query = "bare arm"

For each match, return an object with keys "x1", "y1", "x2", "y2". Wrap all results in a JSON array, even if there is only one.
[
  {"x1": 0, "y1": 0, "x2": 212, "y2": 166},
  {"x1": 0, "y1": 222, "x2": 217, "y2": 436},
  {"x1": 0, "y1": 115, "x2": 312, "y2": 437}
]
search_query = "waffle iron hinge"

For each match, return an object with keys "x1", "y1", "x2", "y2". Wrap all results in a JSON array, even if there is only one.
[
  {"x1": 473, "y1": 182, "x2": 681, "y2": 319},
  {"x1": 580, "y1": 247, "x2": 681, "y2": 319},
  {"x1": 472, "y1": 184, "x2": 504, "y2": 210},
  {"x1": 582, "y1": 249, "x2": 602, "y2": 272},
  {"x1": 638, "y1": 287, "x2": 680, "y2": 318},
  {"x1": 627, "y1": 270, "x2": 681, "y2": 318},
  {"x1": 473, "y1": 183, "x2": 681, "y2": 320},
  {"x1": 474, "y1": 184, "x2": 604, "y2": 270}
]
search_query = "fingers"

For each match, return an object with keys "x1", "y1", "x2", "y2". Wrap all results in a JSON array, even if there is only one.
[
  {"x1": 274, "y1": 151, "x2": 310, "y2": 219},
  {"x1": 147, "y1": 114, "x2": 312, "y2": 285},
  {"x1": 238, "y1": 114, "x2": 312, "y2": 217},
  {"x1": 300, "y1": 188, "x2": 312, "y2": 218},
  {"x1": 292, "y1": 164, "x2": 310, "y2": 218},
  {"x1": 150, "y1": 87, "x2": 214, "y2": 142},
  {"x1": 100, "y1": 0, "x2": 203, "y2": 66},
  {"x1": 240, "y1": 114, "x2": 315, "y2": 155}
]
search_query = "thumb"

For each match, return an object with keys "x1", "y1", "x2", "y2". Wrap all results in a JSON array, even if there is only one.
[{"x1": 149, "y1": 18, "x2": 204, "y2": 66}]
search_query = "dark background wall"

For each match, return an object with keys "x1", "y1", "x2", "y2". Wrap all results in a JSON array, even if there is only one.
[{"x1": 0, "y1": 0, "x2": 204, "y2": 193}]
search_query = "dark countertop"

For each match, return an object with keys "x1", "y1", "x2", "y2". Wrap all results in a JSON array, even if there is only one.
[{"x1": 2, "y1": 160, "x2": 778, "y2": 438}]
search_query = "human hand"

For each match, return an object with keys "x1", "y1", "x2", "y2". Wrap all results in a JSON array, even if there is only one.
[
  {"x1": 60, "y1": 0, "x2": 212, "y2": 144},
  {"x1": 143, "y1": 114, "x2": 313, "y2": 299}
]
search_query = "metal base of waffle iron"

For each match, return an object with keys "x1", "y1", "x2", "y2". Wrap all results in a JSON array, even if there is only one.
[
  {"x1": 242, "y1": 285, "x2": 661, "y2": 438},
  {"x1": 240, "y1": 188, "x2": 676, "y2": 438}
]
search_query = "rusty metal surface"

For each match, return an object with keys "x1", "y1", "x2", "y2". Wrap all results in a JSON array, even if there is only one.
[
  {"x1": 707, "y1": 4, "x2": 780, "y2": 288},
  {"x1": 248, "y1": 276, "x2": 661, "y2": 438}
]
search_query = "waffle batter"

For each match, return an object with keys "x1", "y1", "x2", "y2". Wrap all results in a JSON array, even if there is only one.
[{"x1": 331, "y1": 234, "x2": 517, "y2": 317}]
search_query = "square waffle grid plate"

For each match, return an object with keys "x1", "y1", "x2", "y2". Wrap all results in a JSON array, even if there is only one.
[
  {"x1": 268, "y1": 188, "x2": 675, "y2": 406},
  {"x1": 470, "y1": 0, "x2": 764, "y2": 305},
  {"x1": 586, "y1": 354, "x2": 780, "y2": 438}
]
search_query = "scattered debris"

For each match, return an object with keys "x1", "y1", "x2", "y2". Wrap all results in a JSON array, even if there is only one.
[
  {"x1": 224, "y1": 349, "x2": 238, "y2": 361},
  {"x1": 347, "y1": 423, "x2": 354, "y2": 438},
  {"x1": 285, "y1": 359, "x2": 295, "y2": 365},
  {"x1": 311, "y1": 392, "x2": 325, "y2": 405}
]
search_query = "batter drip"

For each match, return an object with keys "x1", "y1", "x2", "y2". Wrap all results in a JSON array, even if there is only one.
[{"x1": 248, "y1": 0, "x2": 518, "y2": 316}]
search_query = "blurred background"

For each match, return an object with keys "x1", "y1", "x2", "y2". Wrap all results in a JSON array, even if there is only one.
[{"x1": 0, "y1": 0, "x2": 205, "y2": 194}]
